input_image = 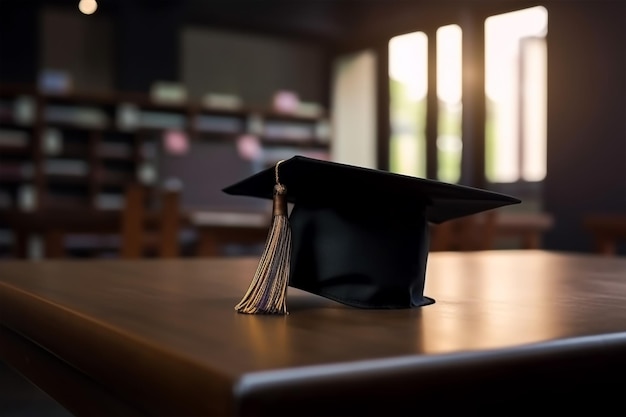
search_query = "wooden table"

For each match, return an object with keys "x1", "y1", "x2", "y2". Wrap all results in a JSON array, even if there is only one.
[{"x1": 1, "y1": 251, "x2": 625, "y2": 416}]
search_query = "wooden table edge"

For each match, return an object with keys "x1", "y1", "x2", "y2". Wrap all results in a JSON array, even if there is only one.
[
  {"x1": 0, "y1": 282, "x2": 236, "y2": 416},
  {"x1": 233, "y1": 332, "x2": 626, "y2": 415}
]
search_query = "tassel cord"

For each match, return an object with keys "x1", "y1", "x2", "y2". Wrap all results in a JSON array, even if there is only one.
[{"x1": 235, "y1": 161, "x2": 291, "y2": 314}]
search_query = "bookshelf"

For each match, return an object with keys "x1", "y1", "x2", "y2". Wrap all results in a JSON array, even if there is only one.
[
  {"x1": 0, "y1": 85, "x2": 331, "y2": 212},
  {"x1": 0, "y1": 85, "x2": 41, "y2": 214},
  {"x1": 0, "y1": 86, "x2": 331, "y2": 258}
]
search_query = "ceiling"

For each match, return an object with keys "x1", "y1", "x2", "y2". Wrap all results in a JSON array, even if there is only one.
[{"x1": 14, "y1": 0, "x2": 548, "y2": 48}]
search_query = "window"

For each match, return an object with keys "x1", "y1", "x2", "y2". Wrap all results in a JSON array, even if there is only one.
[
  {"x1": 436, "y1": 24, "x2": 463, "y2": 183},
  {"x1": 485, "y1": 6, "x2": 548, "y2": 184},
  {"x1": 389, "y1": 27, "x2": 463, "y2": 183},
  {"x1": 388, "y1": 32, "x2": 428, "y2": 177},
  {"x1": 387, "y1": 6, "x2": 547, "y2": 189}
]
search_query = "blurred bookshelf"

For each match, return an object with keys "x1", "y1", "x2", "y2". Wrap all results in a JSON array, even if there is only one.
[
  {"x1": 0, "y1": 85, "x2": 331, "y2": 257},
  {"x1": 0, "y1": 84, "x2": 330, "y2": 211}
]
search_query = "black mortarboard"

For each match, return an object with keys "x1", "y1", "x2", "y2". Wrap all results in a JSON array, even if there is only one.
[{"x1": 223, "y1": 156, "x2": 520, "y2": 314}]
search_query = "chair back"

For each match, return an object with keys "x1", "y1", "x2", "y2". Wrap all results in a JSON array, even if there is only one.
[
  {"x1": 430, "y1": 210, "x2": 498, "y2": 252},
  {"x1": 121, "y1": 183, "x2": 181, "y2": 259}
]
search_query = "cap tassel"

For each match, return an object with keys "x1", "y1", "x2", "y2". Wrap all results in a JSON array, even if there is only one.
[{"x1": 235, "y1": 161, "x2": 291, "y2": 315}]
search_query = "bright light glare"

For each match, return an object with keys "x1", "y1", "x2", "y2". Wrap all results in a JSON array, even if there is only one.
[
  {"x1": 79, "y1": 0, "x2": 98, "y2": 15},
  {"x1": 485, "y1": 6, "x2": 547, "y2": 101},
  {"x1": 389, "y1": 32, "x2": 428, "y2": 101},
  {"x1": 485, "y1": 6, "x2": 547, "y2": 183},
  {"x1": 437, "y1": 25, "x2": 462, "y2": 104}
]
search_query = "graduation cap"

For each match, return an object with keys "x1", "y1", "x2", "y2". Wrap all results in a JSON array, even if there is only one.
[{"x1": 223, "y1": 156, "x2": 521, "y2": 314}]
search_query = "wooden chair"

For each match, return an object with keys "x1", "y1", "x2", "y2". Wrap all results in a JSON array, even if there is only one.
[
  {"x1": 583, "y1": 214, "x2": 626, "y2": 256},
  {"x1": 430, "y1": 210, "x2": 498, "y2": 252},
  {"x1": 120, "y1": 183, "x2": 181, "y2": 259}
]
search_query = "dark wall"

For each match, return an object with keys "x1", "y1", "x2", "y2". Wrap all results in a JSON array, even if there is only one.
[
  {"x1": 544, "y1": 0, "x2": 626, "y2": 253},
  {"x1": 0, "y1": 1, "x2": 328, "y2": 104},
  {"x1": 115, "y1": 1, "x2": 184, "y2": 92},
  {"x1": 180, "y1": 27, "x2": 327, "y2": 105},
  {"x1": 0, "y1": 1, "x2": 39, "y2": 84}
]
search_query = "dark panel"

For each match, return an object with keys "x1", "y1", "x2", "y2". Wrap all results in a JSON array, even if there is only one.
[
  {"x1": 115, "y1": 1, "x2": 184, "y2": 92},
  {"x1": 544, "y1": 0, "x2": 626, "y2": 253},
  {"x1": 0, "y1": 1, "x2": 39, "y2": 84}
]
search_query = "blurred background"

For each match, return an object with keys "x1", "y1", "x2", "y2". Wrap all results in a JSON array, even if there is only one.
[{"x1": 0, "y1": 0, "x2": 624, "y2": 259}]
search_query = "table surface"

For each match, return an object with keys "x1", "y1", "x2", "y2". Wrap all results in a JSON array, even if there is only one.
[{"x1": 1, "y1": 250, "x2": 625, "y2": 416}]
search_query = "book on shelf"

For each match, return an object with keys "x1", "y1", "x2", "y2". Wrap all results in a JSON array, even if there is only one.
[
  {"x1": 201, "y1": 93, "x2": 242, "y2": 110},
  {"x1": 295, "y1": 102, "x2": 324, "y2": 118},
  {"x1": 194, "y1": 114, "x2": 244, "y2": 133},
  {"x1": 0, "y1": 129, "x2": 29, "y2": 147},
  {"x1": 137, "y1": 162, "x2": 157, "y2": 185},
  {"x1": 315, "y1": 121, "x2": 332, "y2": 142},
  {"x1": 139, "y1": 111, "x2": 186, "y2": 129},
  {"x1": 38, "y1": 69, "x2": 72, "y2": 95},
  {"x1": 45, "y1": 105, "x2": 109, "y2": 128},
  {"x1": 262, "y1": 121, "x2": 316, "y2": 141},
  {"x1": 95, "y1": 192, "x2": 125, "y2": 210},
  {"x1": 150, "y1": 81, "x2": 187, "y2": 105},
  {"x1": 18, "y1": 184, "x2": 36, "y2": 211},
  {"x1": 272, "y1": 90, "x2": 300, "y2": 114},
  {"x1": 13, "y1": 96, "x2": 36, "y2": 125},
  {"x1": 42, "y1": 128, "x2": 63, "y2": 155},
  {"x1": 247, "y1": 114, "x2": 263, "y2": 136},
  {"x1": 44, "y1": 159, "x2": 89, "y2": 176},
  {"x1": 116, "y1": 103, "x2": 141, "y2": 131},
  {"x1": 0, "y1": 97, "x2": 36, "y2": 126}
]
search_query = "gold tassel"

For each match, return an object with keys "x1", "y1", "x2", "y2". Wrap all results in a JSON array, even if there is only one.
[{"x1": 235, "y1": 161, "x2": 291, "y2": 314}]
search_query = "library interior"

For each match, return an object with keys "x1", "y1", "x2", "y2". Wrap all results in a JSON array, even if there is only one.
[
  {"x1": 1, "y1": 0, "x2": 625, "y2": 416},
  {"x1": 0, "y1": 0, "x2": 625, "y2": 258}
]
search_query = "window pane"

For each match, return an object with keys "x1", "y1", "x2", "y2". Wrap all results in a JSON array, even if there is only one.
[
  {"x1": 485, "y1": 6, "x2": 547, "y2": 183},
  {"x1": 389, "y1": 32, "x2": 427, "y2": 177},
  {"x1": 521, "y1": 37, "x2": 547, "y2": 181},
  {"x1": 437, "y1": 24, "x2": 462, "y2": 183}
]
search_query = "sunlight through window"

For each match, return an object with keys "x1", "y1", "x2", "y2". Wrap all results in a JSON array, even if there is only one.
[
  {"x1": 485, "y1": 6, "x2": 548, "y2": 183},
  {"x1": 437, "y1": 24, "x2": 462, "y2": 183},
  {"x1": 388, "y1": 32, "x2": 428, "y2": 177}
]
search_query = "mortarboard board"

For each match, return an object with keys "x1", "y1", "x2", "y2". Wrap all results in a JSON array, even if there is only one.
[{"x1": 223, "y1": 156, "x2": 521, "y2": 314}]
